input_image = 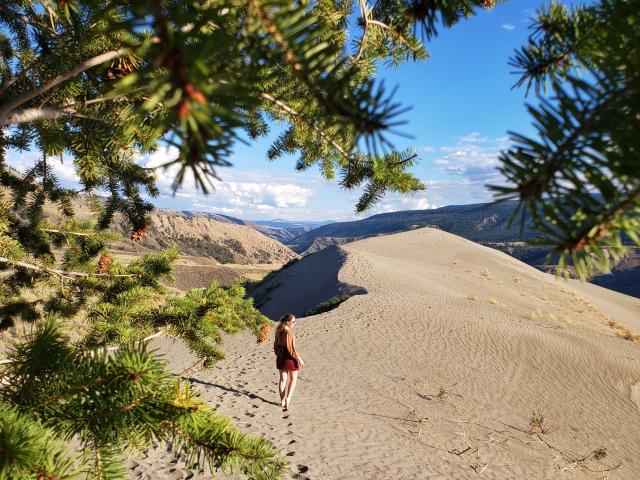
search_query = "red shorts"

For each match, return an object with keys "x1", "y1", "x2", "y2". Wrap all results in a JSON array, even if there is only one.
[{"x1": 276, "y1": 357, "x2": 299, "y2": 371}]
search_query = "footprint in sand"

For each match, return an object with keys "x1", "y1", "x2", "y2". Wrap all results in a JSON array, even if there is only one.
[
  {"x1": 285, "y1": 452, "x2": 296, "y2": 457},
  {"x1": 245, "y1": 412, "x2": 256, "y2": 418},
  {"x1": 297, "y1": 465, "x2": 309, "y2": 473},
  {"x1": 288, "y1": 440, "x2": 296, "y2": 445}
]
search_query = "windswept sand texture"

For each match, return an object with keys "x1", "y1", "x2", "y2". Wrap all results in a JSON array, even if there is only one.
[{"x1": 142, "y1": 228, "x2": 640, "y2": 479}]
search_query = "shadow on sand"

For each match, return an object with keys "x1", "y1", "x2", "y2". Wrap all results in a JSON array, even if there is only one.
[{"x1": 187, "y1": 376, "x2": 281, "y2": 406}]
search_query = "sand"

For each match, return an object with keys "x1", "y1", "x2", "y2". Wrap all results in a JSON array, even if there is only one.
[{"x1": 139, "y1": 227, "x2": 640, "y2": 479}]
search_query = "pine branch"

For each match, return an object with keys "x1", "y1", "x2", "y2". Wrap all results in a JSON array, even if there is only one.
[
  {"x1": 0, "y1": 48, "x2": 127, "y2": 122},
  {"x1": 0, "y1": 256, "x2": 138, "y2": 279},
  {"x1": 356, "y1": 0, "x2": 371, "y2": 60},
  {"x1": 249, "y1": 0, "x2": 341, "y2": 117},
  {"x1": 42, "y1": 228, "x2": 94, "y2": 237},
  {"x1": 506, "y1": 72, "x2": 639, "y2": 202},
  {"x1": 557, "y1": 185, "x2": 640, "y2": 253},
  {"x1": 261, "y1": 92, "x2": 351, "y2": 161},
  {"x1": 0, "y1": 106, "x2": 110, "y2": 126},
  {"x1": 356, "y1": 0, "x2": 416, "y2": 60}
]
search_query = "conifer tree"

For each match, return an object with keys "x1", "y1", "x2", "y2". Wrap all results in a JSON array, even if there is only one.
[
  {"x1": 493, "y1": 0, "x2": 640, "y2": 278},
  {"x1": 0, "y1": 1, "x2": 501, "y2": 478}
]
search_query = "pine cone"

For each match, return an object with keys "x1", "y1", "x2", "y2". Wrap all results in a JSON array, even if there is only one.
[
  {"x1": 257, "y1": 324, "x2": 271, "y2": 344},
  {"x1": 97, "y1": 254, "x2": 112, "y2": 274},
  {"x1": 130, "y1": 225, "x2": 149, "y2": 242}
]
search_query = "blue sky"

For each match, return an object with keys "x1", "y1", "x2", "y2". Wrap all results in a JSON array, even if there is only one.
[{"x1": 7, "y1": 0, "x2": 566, "y2": 221}]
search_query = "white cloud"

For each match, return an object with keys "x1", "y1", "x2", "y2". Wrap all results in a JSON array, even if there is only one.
[
  {"x1": 433, "y1": 134, "x2": 511, "y2": 192},
  {"x1": 502, "y1": 23, "x2": 516, "y2": 31},
  {"x1": 5, "y1": 150, "x2": 80, "y2": 183},
  {"x1": 458, "y1": 132, "x2": 490, "y2": 144},
  {"x1": 368, "y1": 192, "x2": 438, "y2": 215},
  {"x1": 142, "y1": 146, "x2": 316, "y2": 219},
  {"x1": 422, "y1": 145, "x2": 436, "y2": 153}
]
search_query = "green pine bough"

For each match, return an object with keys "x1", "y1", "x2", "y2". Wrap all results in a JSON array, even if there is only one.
[
  {"x1": 490, "y1": 0, "x2": 640, "y2": 279},
  {"x1": 1, "y1": 0, "x2": 637, "y2": 477}
]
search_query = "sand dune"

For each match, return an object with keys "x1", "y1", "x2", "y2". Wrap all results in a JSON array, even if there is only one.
[
  {"x1": 143, "y1": 227, "x2": 640, "y2": 479},
  {"x1": 249, "y1": 245, "x2": 367, "y2": 320}
]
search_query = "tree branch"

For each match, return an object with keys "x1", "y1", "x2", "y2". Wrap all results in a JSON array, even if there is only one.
[
  {"x1": 557, "y1": 185, "x2": 640, "y2": 252},
  {"x1": 0, "y1": 106, "x2": 106, "y2": 125},
  {"x1": 356, "y1": 0, "x2": 371, "y2": 60},
  {"x1": 355, "y1": 0, "x2": 413, "y2": 60},
  {"x1": 0, "y1": 256, "x2": 137, "y2": 279},
  {"x1": 260, "y1": 92, "x2": 351, "y2": 161},
  {"x1": 41, "y1": 228, "x2": 95, "y2": 237},
  {"x1": 0, "y1": 49, "x2": 127, "y2": 122},
  {"x1": 248, "y1": 0, "x2": 349, "y2": 120},
  {"x1": 515, "y1": 73, "x2": 640, "y2": 201}
]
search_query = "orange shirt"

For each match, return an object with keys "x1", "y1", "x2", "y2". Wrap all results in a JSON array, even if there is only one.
[{"x1": 273, "y1": 326, "x2": 298, "y2": 359}]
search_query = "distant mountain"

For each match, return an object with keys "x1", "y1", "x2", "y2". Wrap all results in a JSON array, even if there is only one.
[
  {"x1": 288, "y1": 202, "x2": 536, "y2": 253},
  {"x1": 111, "y1": 210, "x2": 298, "y2": 265},
  {"x1": 250, "y1": 218, "x2": 335, "y2": 243},
  {"x1": 286, "y1": 201, "x2": 640, "y2": 298},
  {"x1": 33, "y1": 190, "x2": 299, "y2": 265}
]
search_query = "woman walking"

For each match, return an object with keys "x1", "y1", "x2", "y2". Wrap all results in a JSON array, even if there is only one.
[{"x1": 274, "y1": 313, "x2": 304, "y2": 411}]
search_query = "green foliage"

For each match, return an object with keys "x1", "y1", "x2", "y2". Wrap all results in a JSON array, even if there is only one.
[
  {"x1": 493, "y1": 0, "x2": 640, "y2": 279},
  {"x1": 305, "y1": 294, "x2": 352, "y2": 316},
  {"x1": 0, "y1": 0, "x2": 499, "y2": 218},
  {"x1": 0, "y1": 320, "x2": 285, "y2": 480},
  {"x1": 0, "y1": 403, "x2": 79, "y2": 480}
]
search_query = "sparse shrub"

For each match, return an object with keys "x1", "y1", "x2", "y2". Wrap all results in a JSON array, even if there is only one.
[
  {"x1": 305, "y1": 295, "x2": 351, "y2": 316},
  {"x1": 592, "y1": 447, "x2": 607, "y2": 461},
  {"x1": 480, "y1": 269, "x2": 492, "y2": 279},
  {"x1": 529, "y1": 411, "x2": 545, "y2": 434},
  {"x1": 608, "y1": 320, "x2": 640, "y2": 342},
  {"x1": 436, "y1": 387, "x2": 448, "y2": 400},
  {"x1": 528, "y1": 308, "x2": 543, "y2": 320},
  {"x1": 223, "y1": 238, "x2": 247, "y2": 255}
]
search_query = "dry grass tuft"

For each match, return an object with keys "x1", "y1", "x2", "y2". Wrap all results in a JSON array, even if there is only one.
[
  {"x1": 528, "y1": 308, "x2": 543, "y2": 320},
  {"x1": 529, "y1": 411, "x2": 545, "y2": 434},
  {"x1": 608, "y1": 320, "x2": 640, "y2": 342},
  {"x1": 436, "y1": 387, "x2": 448, "y2": 400}
]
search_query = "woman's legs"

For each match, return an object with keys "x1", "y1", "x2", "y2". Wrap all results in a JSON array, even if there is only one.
[
  {"x1": 284, "y1": 370, "x2": 298, "y2": 409},
  {"x1": 278, "y1": 370, "x2": 288, "y2": 407}
]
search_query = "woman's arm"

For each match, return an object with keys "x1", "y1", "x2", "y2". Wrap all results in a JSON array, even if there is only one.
[
  {"x1": 286, "y1": 331, "x2": 298, "y2": 359},
  {"x1": 287, "y1": 332, "x2": 304, "y2": 366}
]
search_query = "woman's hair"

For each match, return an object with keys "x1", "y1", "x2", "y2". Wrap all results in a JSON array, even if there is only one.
[{"x1": 279, "y1": 313, "x2": 295, "y2": 324}]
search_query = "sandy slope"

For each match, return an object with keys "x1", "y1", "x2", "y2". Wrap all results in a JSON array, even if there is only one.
[{"x1": 141, "y1": 227, "x2": 640, "y2": 479}]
